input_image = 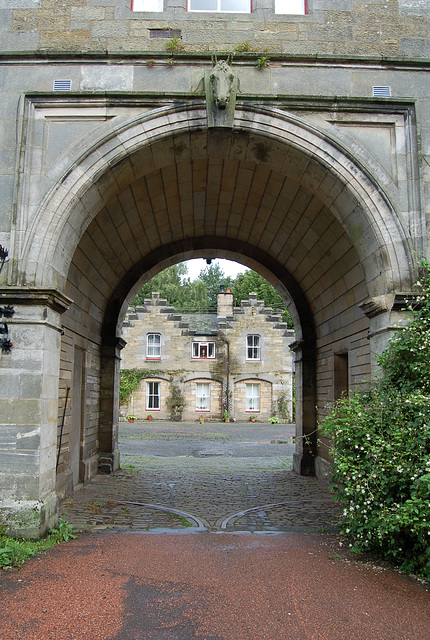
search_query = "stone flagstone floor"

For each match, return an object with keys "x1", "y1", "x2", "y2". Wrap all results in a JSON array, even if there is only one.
[{"x1": 61, "y1": 421, "x2": 340, "y2": 533}]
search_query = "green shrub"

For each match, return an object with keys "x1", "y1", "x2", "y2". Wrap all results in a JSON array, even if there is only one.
[
  {"x1": 320, "y1": 259, "x2": 430, "y2": 580},
  {"x1": 256, "y1": 56, "x2": 270, "y2": 68},
  {"x1": 0, "y1": 519, "x2": 75, "y2": 569},
  {"x1": 165, "y1": 35, "x2": 185, "y2": 52}
]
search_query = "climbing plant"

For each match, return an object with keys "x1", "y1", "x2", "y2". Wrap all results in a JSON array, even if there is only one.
[
  {"x1": 166, "y1": 383, "x2": 185, "y2": 421},
  {"x1": 120, "y1": 369, "x2": 151, "y2": 405}
]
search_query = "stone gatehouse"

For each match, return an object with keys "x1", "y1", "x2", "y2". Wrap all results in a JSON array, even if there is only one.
[
  {"x1": 1, "y1": 0, "x2": 430, "y2": 537},
  {"x1": 121, "y1": 289, "x2": 295, "y2": 422}
]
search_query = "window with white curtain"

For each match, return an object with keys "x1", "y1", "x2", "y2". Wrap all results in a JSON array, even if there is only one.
[
  {"x1": 146, "y1": 333, "x2": 161, "y2": 359},
  {"x1": 245, "y1": 383, "x2": 260, "y2": 412},
  {"x1": 196, "y1": 382, "x2": 210, "y2": 411}
]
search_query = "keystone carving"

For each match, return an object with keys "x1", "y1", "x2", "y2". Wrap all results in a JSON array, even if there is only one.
[
  {"x1": 205, "y1": 56, "x2": 238, "y2": 128},
  {"x1": 210, "y1": 57, "x2": 235, "y2": 110}
]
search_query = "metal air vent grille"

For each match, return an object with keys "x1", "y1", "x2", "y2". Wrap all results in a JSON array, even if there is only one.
[
  {"x1": 53, "y1": 79, "x2": 72, "y2": 91},
  {"x1": 372, "y1": 86, "x2": 391, "y2": 98}
]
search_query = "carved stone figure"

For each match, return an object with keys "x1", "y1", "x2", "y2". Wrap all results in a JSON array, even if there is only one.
[{"x1": 210, "y1": 58, "x2": 235, "y2": 110}]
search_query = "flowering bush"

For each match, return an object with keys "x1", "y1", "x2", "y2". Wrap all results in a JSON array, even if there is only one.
[{"x1": 321, "y1": 260, "x2": 430, "y2": 580}]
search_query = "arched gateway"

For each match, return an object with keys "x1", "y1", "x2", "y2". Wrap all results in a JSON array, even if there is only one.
[{"x1": 2, "y1": 102, "x2": 417, "y2": 537}]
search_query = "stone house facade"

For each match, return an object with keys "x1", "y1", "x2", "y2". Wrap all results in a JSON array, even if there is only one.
[{"x1": 121, "y1": 290, "x2": 295, "y2": 422}]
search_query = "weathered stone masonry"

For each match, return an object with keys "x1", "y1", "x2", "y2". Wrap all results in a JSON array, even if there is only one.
[{"x1": 0, "y1": 0, "x2": 429, "y2": 536}]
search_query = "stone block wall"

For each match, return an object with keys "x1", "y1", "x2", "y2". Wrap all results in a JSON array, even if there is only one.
[
  {"x1": 56, "y1": 326, "x2": 101, "y2": 500},
  {"x1": 1, "y1": 0, "x2": 429, "y2": 58}
]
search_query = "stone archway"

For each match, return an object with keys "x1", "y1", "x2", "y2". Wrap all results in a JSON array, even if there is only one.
[{"x1": 7, "y1": 104, "x2": 416, "y2": 534}]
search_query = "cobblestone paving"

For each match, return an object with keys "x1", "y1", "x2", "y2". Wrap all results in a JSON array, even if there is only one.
[{"x1": 61, "y1": 422, "x2": 340, "y2": 533}]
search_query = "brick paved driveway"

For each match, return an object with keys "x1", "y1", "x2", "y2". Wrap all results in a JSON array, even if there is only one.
[{"x1": 61, "y1": 421, "x2": 340, "y2": 533}]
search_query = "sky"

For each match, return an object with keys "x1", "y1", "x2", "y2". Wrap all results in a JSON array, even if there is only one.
[{"x1": 185, "y1": 258, "x2": 249, "y2": 281}]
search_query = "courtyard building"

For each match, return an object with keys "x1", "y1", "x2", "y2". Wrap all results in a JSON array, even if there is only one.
[{"x1": 121, "y1": 289, "x2": 295, "y2": 422}]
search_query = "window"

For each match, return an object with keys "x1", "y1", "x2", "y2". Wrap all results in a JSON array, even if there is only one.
[
  {"x1": 246, "y1": 335, "x2": 260, "y2": 360},
  {"x1": 275, "y1": 0, "x2": 306, "y2": 14},
  {"x1": 146, "y1": 333, "x2": 161, "y2": 359},
  {"x1": 334, "y1": 353, "x2": 349, "y2": 401},
  {"x1": 245, "y1": 383, "x2": 260, "y2": 412},
  {"x1": 132, "y1": 0, "x2": 163, "y2": 11},
  {"x1": 188, "y1": 0, "x2": 250, "y2": 12},
  {"x1": 146, "y1": 381, "x2": 160, "y2": 410},
  {"x1": 192, "y1": 341, "x2": 216, "y2": 359},
  {"x1": 196, "y1": 382, "x2": 210, "y2": 411}
]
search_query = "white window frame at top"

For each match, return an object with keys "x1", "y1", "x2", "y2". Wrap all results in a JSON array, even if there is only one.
[
  {"x1": 146, "y1": 381, "x2": 161, "y2": 410},
  {"x1": 275, "y1": 0, "x2": 306, "y2": 14},
  {"x1": 192, "y1": 341, "x2": 216, "y2": 359},
  {"x1": 146, "y1": 333, "x2": 161, "y2": 360},
  {"x1": 245, "y1": 383, "x2": 260, "y2": 412},
  {"x1": 188, "y1": 0, "x2": 251, "y2": 12},
  {"x1": 131, "y1": 0, "x2": 163, "y2": 11},
  {"x1": 246, "y1": 335, "x2": 261, "y2": 361},
  {"x1": 196, "y1": 382, "x2": 211, "y2": 411},
  {"x1": 132, "y1": 0, "x2": 306, "y2": 14}
]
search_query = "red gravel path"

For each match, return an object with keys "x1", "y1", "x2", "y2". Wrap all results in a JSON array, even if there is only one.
[{"x1": 0, "y1": 531, "x2": 429, "y2": 640}]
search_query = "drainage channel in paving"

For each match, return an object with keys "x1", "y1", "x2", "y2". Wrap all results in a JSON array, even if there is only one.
[{"x1": 61, "y1": 421, "x2": 340, "y2": 533}]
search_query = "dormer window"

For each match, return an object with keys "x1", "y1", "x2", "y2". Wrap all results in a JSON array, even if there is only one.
[{"x1": 192, "y1": 341, "x2": 216, "y2": 359}]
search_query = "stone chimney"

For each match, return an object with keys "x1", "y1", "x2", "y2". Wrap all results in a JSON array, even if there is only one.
[{"x1": 217, "y1": 285, "x2": 233, "y2": 317}]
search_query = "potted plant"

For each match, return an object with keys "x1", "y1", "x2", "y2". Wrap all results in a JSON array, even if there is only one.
[
  {"x1": 199, "y1": 415, "x2": 205, "y2": 424},
  {"x1": 269, "y1": 415, "x2": 280, "y2": 424},
  {"x1": 126, "y1": 414, "x2": 137, "y2": 423},
  {"x1": 249, "y1": 415, "x2": 257, "y2": 423},
  {"x1": 223, "y1": 410, "x2": 230, "y2": 423},
  {"x1": 147, "y1": 414, "x2": 153, "y2": 421}
]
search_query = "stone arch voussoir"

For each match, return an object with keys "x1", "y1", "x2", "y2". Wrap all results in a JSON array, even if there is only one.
[{"x1": 24, "y1": 104, "x2": 414, "y2": 296}]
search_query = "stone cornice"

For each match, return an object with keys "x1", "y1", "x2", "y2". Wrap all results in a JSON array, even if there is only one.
[
  {"x1": 0, "y1": 288, "x2": 72, "y2": 314},
  {"x1": 1, "y1": 51, "x2": 430, "y2": 71},
  {"x1": 359, "y1": 292, "x2": 418, "y2": 318}
]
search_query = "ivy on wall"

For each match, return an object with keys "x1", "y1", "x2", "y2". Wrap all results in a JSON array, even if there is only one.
[
  {"x1": 120, "y1": 369, "x2": 187, "y2": 407},
  {"x1": 120, "y1": 369, "x2": 152, "y2": 405}
]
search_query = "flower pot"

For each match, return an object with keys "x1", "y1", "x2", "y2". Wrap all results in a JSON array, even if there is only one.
[{"x1": 128, "y1": 418, "x2": 134, "y2": 423}]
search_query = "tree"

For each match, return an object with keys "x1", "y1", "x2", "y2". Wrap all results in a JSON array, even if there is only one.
[
  {"x1": 131, "y1": 262, "x2": 293, "y2": 325},
  {"x1": 132, "y1": 264, "x2": 189, "y2": 308},
  {"x1": 198, "y1": 262, "x2": 233, "y2": 308},
  {"x1": 232, "y1": 270, "x2": 293, "y2": 327}
]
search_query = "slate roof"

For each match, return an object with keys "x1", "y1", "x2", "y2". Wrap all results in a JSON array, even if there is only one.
[{"x1": 181, "y1": 313, "x2": 219, "y2": 335}]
